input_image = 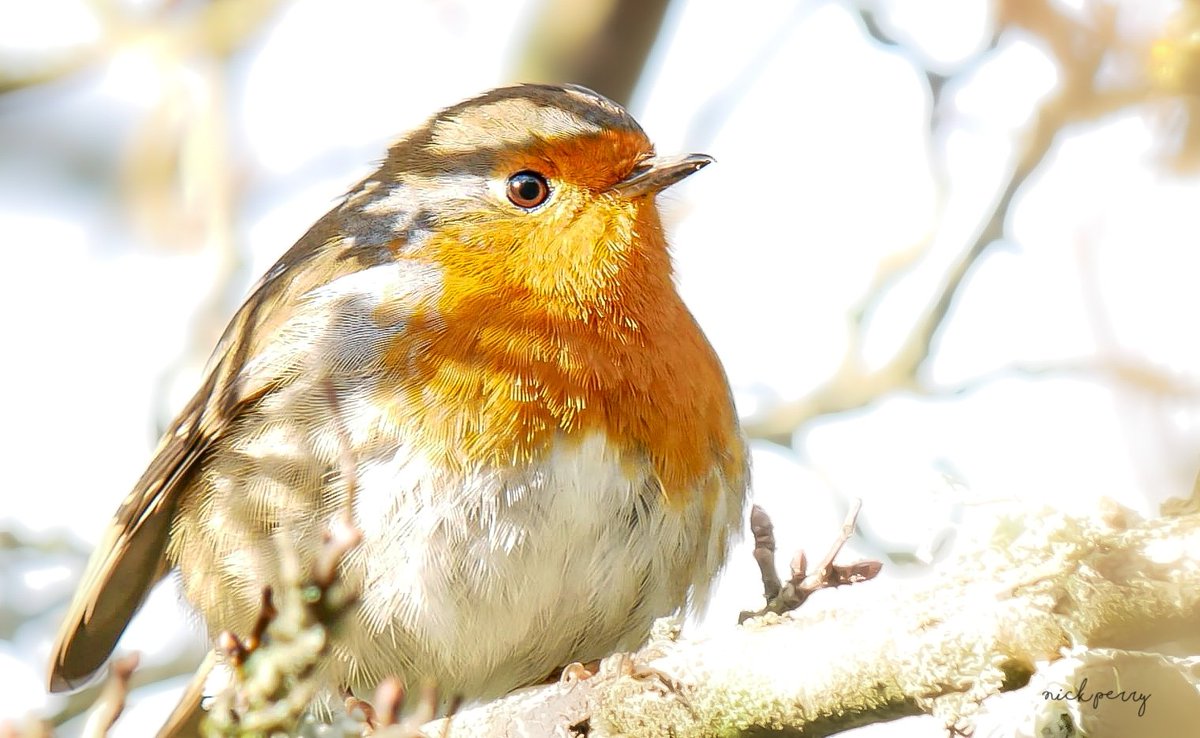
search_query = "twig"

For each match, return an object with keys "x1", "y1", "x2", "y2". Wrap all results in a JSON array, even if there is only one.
[
  {"x1": 217, "y1": 587, "x2": 277, "y2": 667},
  {"x1": 322, "y1": 377, "x2": 362, "y2": 526},
  {"x1": 739, "y1": 500, "x2": 881, "y2": 623},
  {"x1": 316, "y1": 377, "x2": 366, "y2": 589},
  {"x1": 749, "y1": 505, "x2": 781, "y2": 602},
  {"x1": 424, "y1": 502, "x2": 1200, "y2": 736},
  {"x1": 155, "y1": 649, "x2": 217, "y2": 738},
  {"x1": 315, "y1": 516, "x2": 364, "y2": 591},
  {"x1": 204, "y1": 379, "x2": 367, "y2": 736},
  {"x1": 81, "y1": 653, "x2": 139, "y2": 738}
]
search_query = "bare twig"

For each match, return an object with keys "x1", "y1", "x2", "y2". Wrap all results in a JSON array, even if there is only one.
[
  {"x1": 203, "y1": 380, "x2": 367, "y2": 735},
  {"x1": 217, "y1": 587, "x2": 277, "y2": 668},
  {"x1": 740, "y1": 500, "x2": 881, "y2": 623},
  {"x1": 421, "y1": 502, "x2": 1200, "y2": 737},
  {"x1": 155, "y1": 649, "x2": 217, "y2": 738},
  {"x1": 804, "y1": 498, "x2": 864, "y2": 587},
  {"x1": 247, "y1": 587, "x2": 277, "y2": 652},
  {"x1": 323, "y1": 378, "x2": 362, "y2": 527},
  {"x1": 748, "y1": 505, "x2": 781, "y2": 602},
  {"x1": 81, "y1": 653, "x2": 139, "y2": 738},
  {"x1": 204, "y1": 519, "x2": 364, "y2": 736}
]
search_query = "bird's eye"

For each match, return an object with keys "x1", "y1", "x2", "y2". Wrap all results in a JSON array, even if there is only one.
[{"x1": 506, "y1": 171, "x2": 550, "y2": 209}]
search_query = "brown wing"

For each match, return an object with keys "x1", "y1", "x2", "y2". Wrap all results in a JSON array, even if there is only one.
[
  {"x1": 46, "y1": 216, "x2": 343, "y2": 692},
  {"x1": 48, "y1": 389, "x2": 214, "y2": 691},
  {"x1": 46, "y1": 159, "x2": 426, "y2": 691},
  {"x1": 46, "y1": 298, "x2": 283, "y2": 691}
]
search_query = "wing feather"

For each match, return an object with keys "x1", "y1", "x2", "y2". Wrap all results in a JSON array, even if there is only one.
[
  {"x1": 47, "y1": 222, "x2": 342, "y2": 691},
  {"x1": 47, "y1": 181, "x2": 425, "y2": 691}
]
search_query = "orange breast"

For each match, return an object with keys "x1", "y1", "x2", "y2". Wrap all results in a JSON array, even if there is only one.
[{"x1": 378, "y1": 204, "x2": 742, "y2": 502}]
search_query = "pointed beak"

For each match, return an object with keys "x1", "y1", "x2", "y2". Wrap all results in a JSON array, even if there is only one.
[{"x1": 610, "y1": 153, "x2": 714, "y2": 198}]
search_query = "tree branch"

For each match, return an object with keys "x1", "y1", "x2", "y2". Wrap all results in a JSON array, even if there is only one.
[
  {"x1": 421, "y1": 502, "x2": 1200, "y2": 737},
  {"x1": 742, "y1": 0, "x2": 1163, "y2": 443}
]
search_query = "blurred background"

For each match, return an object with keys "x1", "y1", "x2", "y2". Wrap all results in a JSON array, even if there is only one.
[{"x1": 2, "y1": 0, "x2": 1200, "y2": 734}]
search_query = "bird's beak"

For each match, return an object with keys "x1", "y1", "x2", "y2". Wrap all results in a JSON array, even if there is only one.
[{"x1": 610, "y1": 153, "x2": 714, "y2": 198}]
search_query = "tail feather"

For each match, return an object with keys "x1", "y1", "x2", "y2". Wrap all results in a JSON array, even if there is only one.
[{"x1": 47, "y1": 494, "x2": 175, "y2": 692}]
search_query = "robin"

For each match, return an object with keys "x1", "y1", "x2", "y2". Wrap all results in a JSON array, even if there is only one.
[{"x1": 48, "y1": 82, "x2": 748, "y2": 707}]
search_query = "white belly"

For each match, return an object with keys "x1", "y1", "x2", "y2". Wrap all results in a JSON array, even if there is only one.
[
  {"x1": 174, "y1": 423, "x2": 741, "y2": 698},
  {"x1": 342, "y1": 430, "x2": 729, "y2": 696}
]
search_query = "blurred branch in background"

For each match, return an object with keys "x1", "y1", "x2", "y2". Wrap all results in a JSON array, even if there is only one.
[
  {"x1": 1, "y1": 0, "x2": 283, "y2": 729},
  {"x1": 743, "y1": 0, "x2": 1200, "y2": 443},
  {"x1": 0, "y1": 0, "x2": 279, "y2": 94},
  {"x1": 3, "y1": 0, "x2": 284, "y2": 435},
  {"x1": 512, "y1": 0, "x2": 672, "y2": 106}
]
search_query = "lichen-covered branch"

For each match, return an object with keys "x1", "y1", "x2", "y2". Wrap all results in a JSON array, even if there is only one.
[{"x1": 423, "y1": 502, "x2": 1200, "y2": 737}]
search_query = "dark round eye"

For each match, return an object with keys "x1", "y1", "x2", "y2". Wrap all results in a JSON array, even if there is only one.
[{"x1": 506, "y1": 171, "x2": 550, "y2": 209}]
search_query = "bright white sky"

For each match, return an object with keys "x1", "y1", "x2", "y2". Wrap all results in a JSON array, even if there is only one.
[{"x1": 1, "y1": 0, "x2": 1198, "y2": 733}]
